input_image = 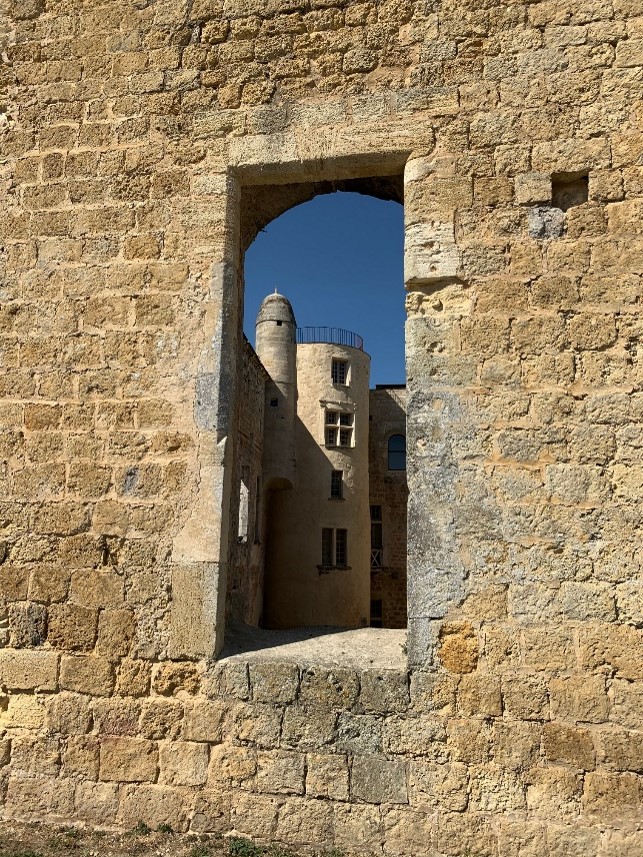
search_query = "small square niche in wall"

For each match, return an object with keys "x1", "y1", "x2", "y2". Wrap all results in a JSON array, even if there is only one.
[{"x1": 552, "y1": 172, "x2": 589, "y2": 212}]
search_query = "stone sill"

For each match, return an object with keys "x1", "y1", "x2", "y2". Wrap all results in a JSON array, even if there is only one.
[{"x1": 221, "y1": 621, "x2": 407, "y2": 670}]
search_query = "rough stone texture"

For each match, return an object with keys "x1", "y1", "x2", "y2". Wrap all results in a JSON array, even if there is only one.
[{"x1": 0, "y1": 0, "x2": 642, "y2": 851}]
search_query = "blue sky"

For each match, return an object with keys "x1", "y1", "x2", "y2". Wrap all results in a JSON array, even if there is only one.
[{"x1": 244, "y1": 192, "x2": 405, "y2": 386}]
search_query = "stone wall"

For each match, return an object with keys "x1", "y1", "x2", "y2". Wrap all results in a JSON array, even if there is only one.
[
  {"x1": 1, "y1": 0, "x2": 642, "y2": 851},
  {"x1": 226, "y1": 339, "x2": 267, "y2": 627},
  {"x1": 368, "y1": 387, "x2": 407, "y2": 628}
]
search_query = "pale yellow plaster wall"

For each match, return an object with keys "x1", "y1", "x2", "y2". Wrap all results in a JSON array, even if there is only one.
[{"x1": 263, "y1": 342, "x2": 371, "y2": 629}]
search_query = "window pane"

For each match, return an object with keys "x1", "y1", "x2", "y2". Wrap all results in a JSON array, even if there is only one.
[
  {"x1": 371, "y1": 521, "x2": 383, "y2": 549},
  {"x1": 339, "y1": 428, "x2": 351, "y2": 446},
  {"x1": 330, "y1": 470, "x2": 343, "y2": 498},
  {"x1": 325, "y1": 427, "x2": 337, "y2": 446},
  {"x1": 370, "y1": 505, "x2": 382, "y2": 521},
  {"x1": 335, "y1": 529, "x2": 347, "y2": 566},
  {"x1": 332, "y1": 359, "x2": 348, "y2": 385},
  {"x1": 325, "y1": 410, "x2": 338, "y2": 424},
  {"x1": 321, "y1": 528, "x2": 333, "y2": 566},
  {"x1": 388, "y1": 434, "x2": 406, "y2": 470},
  {"x1": 339, "y1": 413, "x2": 353, "y2": 426}
]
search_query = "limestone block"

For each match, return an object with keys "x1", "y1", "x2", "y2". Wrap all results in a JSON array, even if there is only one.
[
  {"x1": 152, "y1": 662, "x2": 201, "y2": 696},
  {"x1": 276, "y1": 797, "x2": 334, "y2": 847},
  {"x1": 497, "y1": 820, "x2": 547, "y2": 857},
  {"x1": 526, "y1": 766, "x2": 583, "y2": 819},
  {"x1": 63, "y1": 736, "x2": 100, "y2": 778},
  {"x1": 159, "y1": 740, "x2": 209, "y2": 786},
  {"x1": 208, "y1": 744, "x2": 256, "y2": 788},
  {"x1": 96, "y1": 609, "x2": 136, "y2": 659},
  {"x1": 0, "y1": 648, "x2": 58, "y2": 691},
  {"x1": 582, "y1": 771, "x2": 641, "y2": 818},
  {"x1": 408, "y1": 760, "x2": 468, "y2": 811},
  {"x1": 282, "y1": 705, "x2": 337, "y2": 751},
  {"x1": 8, "y1": 602, "x2": 47, "y2": 647},
  {"x1": 256, "y1": 749, "x2": 305, "y2": 795},
  {"x1": 550, "y1": 676, "x2": 609, "y2": 723},
  {"x1": 28, "y1": 564, "x2": 70, "y2": 603},
  {"x1": 249, "y1": 661, "x2": 298, "y2": 703},
  {"x1": 334, "y1": 803, "x2": 382, "y2": 852},
  {"x1": 299, "y1": 666, "x2": 359, "y2": 709},
  {"x1": 336, "y1": 712, "x2": 382, "y2": 754},
  {"x1": 351, "y1": 755, "x2": 408, "y2": 804},
  {"x1": 205, "y1": 661, "x2": 250, "y2": 700},
  {"x1": 359, "y1": 669, "x2": 409, "y2": 714},
  {"x1": 117, "y1": 784, "x2": 193, "y2": 832},
  {"x1": 580, "y1": 624, "x2": 643, "y2": 681},
  {"x1": 229, "y1": 702, "x2": 282, "y2": 748},
  {"x1": 46, "y1": 692, "x2": 93, "y2": 735},
  {"x1": 60, "y1": 655, "x2": 115, "y2": 696},
  {"x1": 547, "y1": 822, "x2": 601, "y2": 857},
  {"x1": 93, "y1": 698, "x2": 141, "y2": 737},
  {"x1": 469, "y1": 764, "x2": 526, "y2": 812},
  {"x1": 596, "y1": 727, "x2": 643, "y2": 772},
  {"x1": 0, "y1": 566, "x2": 29, "y2": 602},
  {"x1": 515, "y1": 172, "x2": 552, "y2": 205},
  {"x1": 167, "y1": 562, "x2": 221, "y2": 660},
  {"x1": 437, "y1": 622, "x2": 479, "y2": 674},
  {"x1": 502, "y1": 675, "x2": 550, "y2": 720},
  {"x1": 383, "y1": 715, "x2": 447, "y2": 760},
  {"x1": 557, "y1": 582, "x2": 616, "y2": 622},
  {"x1": 305, "y1": 752, "x2": 349, "y2": 800},
  {"x1": 447, "y1": 718, "x2": 492, "y2": 764},
  {"x1": 116, "y1": 658, "x2": 152, "y2": 697},
  {"x1": 190, "y1": 788, "x2": 231, "y2": 834},
  {"x1": 381, "y1": 807, "x2": 433, "y2": 856},
  {"x1": 11, "y1": 735, "x2": 60, "y2": 776},
  {"x1": 543, "y1": 722, "x2": 596, "y2": 770},
  {"x1": 74, "y1": 781, "x2": 119, "y2": 825},
  {"x1": 182, "y1": 699, "x2": 228, "y2": 743},
  {"x1": 457, "y1": 673, "x2": 502, "y2": 717},
  {"x1": 410, "y1": 671, "x2": 457, "y2": 714},
  {"x1": 492, "y1": 720, "x2": 542, "y2": 771},
  {"x1": 230, "y1": 792, "x2": 282, "y2": 839},
  {"x1": 4, "y1": 774, "x2": 75, "y2": 821},
  {"x1": 436, "y1": 812, "x2": 497, "y2": 857},
  {"x1": 48, "y1": 604, "x2": 98, "y2": 651},
  {"x1": 99, "y1": 736, "x2": 158, "y2": 783},
  {"x1": 140, "y1": 699, "x2": 184, "y2": 740}
]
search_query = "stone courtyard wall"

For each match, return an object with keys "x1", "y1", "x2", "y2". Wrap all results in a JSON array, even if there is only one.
[{"x1": 0, "y1": 0, "x2": 642, "y2": 852}]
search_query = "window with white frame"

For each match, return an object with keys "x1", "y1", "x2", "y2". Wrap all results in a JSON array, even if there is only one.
[
  {"x1": 325, "y1": 409, "x2": 354, "y2": 447},
  {"x1": 331, "y1": 358, "x2": 349, "y2": 385}
]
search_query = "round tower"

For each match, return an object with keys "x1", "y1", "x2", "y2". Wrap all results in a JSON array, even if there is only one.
[{"x1": 255, "y1": 291, "x2": 297, "y2": 487}]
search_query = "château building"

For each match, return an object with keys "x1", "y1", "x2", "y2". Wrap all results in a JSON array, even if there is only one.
[{"x1": 228, "y1": 291, "x2": 407, "y2": 631}]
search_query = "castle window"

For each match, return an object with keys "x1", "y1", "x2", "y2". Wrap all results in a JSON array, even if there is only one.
[
  {"x1": 335, "y1": 529, "x2": 348, "y2": 566},
  {"x1": 238, "y1": 470, "x2": 249, "y2": 543},
  {"x1": 331, "y1": 359, "x2": 348, "y2": 385},
  {"x1": 330, "y1": 470, "x2": 343, "y2": 499},
  {"x1": 388, "y1": 434, "x2": 406, "y2": 470},
  {"x1": 320, "y1": 527, "x2": 349, "y2": 568},
  {"x1": 325, "y1": 409, "x2": 353, "y2": 447},
  {"x1": 370, "y1": 505, "x2": 383, "y2": 568}
]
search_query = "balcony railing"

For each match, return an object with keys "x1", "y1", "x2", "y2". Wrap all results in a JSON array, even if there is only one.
[{"x1": 297, "y1": 326, "x2": 364, "y2": 351}]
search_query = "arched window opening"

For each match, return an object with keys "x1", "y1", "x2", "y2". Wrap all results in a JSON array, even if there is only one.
[
  {"x1": 226, "y1": 184, "x2": 407, "y2": 645},
  {"x1": 388, "y1": 434, "x2": 406, "y2": 471}
]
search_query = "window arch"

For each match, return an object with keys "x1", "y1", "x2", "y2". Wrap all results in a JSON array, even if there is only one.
[{"x1": 388, "y1": 434, "x2": 406, "y2": 471}]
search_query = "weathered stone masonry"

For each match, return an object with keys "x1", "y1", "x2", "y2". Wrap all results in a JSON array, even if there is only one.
[{"x1": 1, "y1": 0, "x2": 643, "y2": 852}]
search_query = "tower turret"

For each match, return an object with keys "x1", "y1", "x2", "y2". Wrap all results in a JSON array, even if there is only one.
[{"x1": 255, "y1": 291, "x2": 297, "y2": 487}]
